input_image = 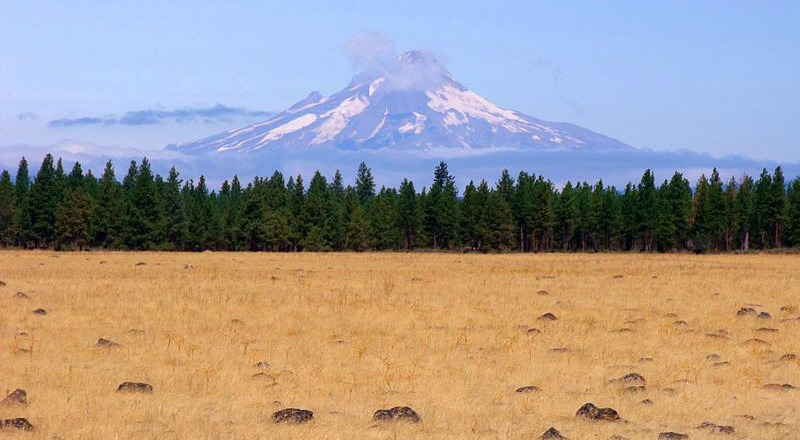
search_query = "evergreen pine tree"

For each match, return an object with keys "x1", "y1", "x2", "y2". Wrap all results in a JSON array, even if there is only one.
[
  {"x1": 486, "y1": 186, "x2": 515, "y2": 250},
  {"x1": 124, "y1": 158, "x2": 161, "y2": 249},
  {"x1": 355, "y1": 162, "x2": 376, "y2": 205},
  {"x1": 786, "y1": 177, "x2": 800, "y2": 247},
  {"x1": 753, "y1": 169, "x2": 772, "y2": 248},
  {"x1": 28, "y1": 154, "x2": 59, "y2": 247},
  {"x1": 0, "y1": 170, "x2": 15, "y2": 245},
  {"x1": 735, "y1": 175, "x2": 754, "y2": 250},
  {"x1": 397, "y1": 178, "x2": 420, "y2": 249},
  {"x1": 93, "y1": 161, "x2": 124, "y2": 248},
  {"x1": 13, "y1": 158, "x2": 33, "y2": 247},
  {"x1": 723, "y1": 176, "x2": 738, "y2": 251},
  {"x1": 769, "y1": 166, "x2": 787, "y2": 247}
]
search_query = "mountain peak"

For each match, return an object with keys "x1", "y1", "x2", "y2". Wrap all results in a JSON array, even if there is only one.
[{"x1": 167, "y1": 54, "x2": 632, "y2": 154}]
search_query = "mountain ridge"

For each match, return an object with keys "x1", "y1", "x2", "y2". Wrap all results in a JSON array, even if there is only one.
[{"x1": 166, "y1": 50, "x2": 633, "y2": 154}]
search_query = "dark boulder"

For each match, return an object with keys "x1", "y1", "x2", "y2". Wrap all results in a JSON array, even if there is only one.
[
  {"x1": 373, "y1": 406, "x2": 421, "y2": 423},
  {"x1": 97, "y1": 338, "x2": 120, "y2": 347},
  {"x1": 736, "y1": 307, "x2": 756, "y2": 316},
  {"x1": 1, "y1": 389, "x2": 26, "y2": 405},
  {"x1": 576, "y1": 403, "x2": 620, "y2": 421},
  {"x1": 538, "y1": 312, "x2": 558, "y2": 321},
  {"x1": 540, "y1": 427, "x2": 566, "y2": 439},
  {"x1": 0, "y1": 418, "x2": 33, "y2": 431},
  {"x1": 116, "y1": 382, "x2": 153, "y2": 393},
  {"x1": 272, "y1": 408, "x2": 314, "y2": 424},
  {"x1": 515, "y1": 385, "x2": 540, "y2": 394},
  {"x1": 658, "y1": 433, "x2": 688, "y2": 439}
]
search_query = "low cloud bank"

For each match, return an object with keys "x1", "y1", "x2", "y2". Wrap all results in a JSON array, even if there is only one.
[
  {"x1": 0, "y1": 142, "x2": 797, "y2": 190},
  {"x1": 48, "y1": 104, "x2": 273, "y2": 127}
]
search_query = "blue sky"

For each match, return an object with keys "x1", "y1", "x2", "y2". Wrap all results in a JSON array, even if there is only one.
[{"x1": 1, "y1": 1, "x2": 799, "y2": 161}]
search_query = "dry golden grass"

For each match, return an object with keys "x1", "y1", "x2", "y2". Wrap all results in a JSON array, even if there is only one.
[{"x1": 1, "y1": 251, "x2": 799, "y2": 439}]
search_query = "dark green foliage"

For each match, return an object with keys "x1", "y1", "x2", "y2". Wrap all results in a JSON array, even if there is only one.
[
  {"x1": 0, "y1": 170, "x2": 15, "y2": 245},
  {"x1": 0, "y1": 154, "x2": 797, "y2": 253}
]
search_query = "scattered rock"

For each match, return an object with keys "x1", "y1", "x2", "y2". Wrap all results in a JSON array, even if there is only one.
[
  {"x1": 1, "y1": 389, "x2": 27, "y2": 405},
  {"x1": 756, "y1": 327, "x2": 778, "y2": 333},
  {"x1": 623, "y1": 385, "x2": 646, "y2": 394},
  {"x1": 576, "y1": 403, "x2": 620, "y2": 421},
  {"x1": 251, "y1": 372, "x2": 277, "y2": 383},
  {"x1": 0, "y1": 418, "x2": 33, "y2": 431},
  {"x1": 658, "y1": 433, "x2": 688, "y2": 439},
  {"x1": 698, "y1": 422, "x2": 735, "y2": 435},
  {"x1": 31, "y1": 308, "x2": 47, "y2": 315},
  {"x1": 272, "y1": 408, "x2": 314, "y2": 424},
  {"x1": 758, "y1": 312, "x2": 771, "y2": 319},
  {"x1": 116, "y1": 382, "x2": 153, "y2": 393},
  {"x1": 611, "y1": 373, "x2": 645, "y2": 384},
  {"x1": 372, "y1": 406, "x2": 421, "y2": 423},
  {"x1": 737, "y1": 307, "x2": 757, "y2": 316},
  {"x1": 96, "y1": 338, "x2": 120, "y2": 347},
  {"x1": 14, "y1": 292, "x2": 29, "y2": 299},
  {"x1": 540, "y1": 427, "x2": 566, "y2": 439},
  {"x1": 640, "y1": 399, "x2": 654, "y2": 405},
  {"x1": 515, "y1": 385, "x2": 540, "y2": 394},
  {"x1": 763, "y1": 383, "x2": 795, "y2": 391},
  {"x1": 538, "y1": 312, "x2": 558, "y2": 321},
  {"x1": 743, "y1": 338, "x2": 769, "y2": 346}
]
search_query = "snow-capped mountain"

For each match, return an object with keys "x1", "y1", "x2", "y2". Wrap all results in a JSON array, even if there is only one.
[{"x1": 167, "y1": 50, "x2": 632, "y2": 153}]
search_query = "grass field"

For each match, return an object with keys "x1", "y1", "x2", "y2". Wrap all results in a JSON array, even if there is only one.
[{"x1": 1, "y1": 251, "x2": 799, "y2": 439}]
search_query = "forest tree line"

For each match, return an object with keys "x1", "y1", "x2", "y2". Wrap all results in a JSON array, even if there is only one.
[{"x1": 0, "y1": 154, "x2": 799, "y2": 252}]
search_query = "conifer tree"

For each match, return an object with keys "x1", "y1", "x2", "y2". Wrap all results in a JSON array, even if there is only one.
[
  {"x1": 426, "y1": 161, "x2": 460, "y2": 249},
  {"x1": 397, "y1": 178, "x2": 420, "y2": 249},
  {"x1": 486, "y1": 186, "x2": 515, "y2": 250},
  {"x1": 723, "y1": 176, "x2": 738, "y2": 251},
  {"x1": 124, "y1": 158, "x2": 161, "y2": 249},
  {"x1": 0, "y1": 170, "x2": 15, "y2": 245},
  {"x1": 735, "y1": 175, "x2": 754, "y2": 250},
  {"x1": 28, "y1": 154, "x2": 59, "y2": 247},
  {"x1": 13, "y1": 158, "x2": 33, "y2": 247},
  {"x1": 93, "y1": 161, "x2": 124, "y2": 248},
  {"x1": 161, "y1": 167, "x2": 187, "y2": 250},
  {"x1": 787, "y1": 177, "x2": 800, "y2": 247},
  {"x1": 355, "y1": 162, "x2": 376, "y2": 205},
  {"x1": 769, "y1": 166, "x2": 787, "y2": 247}
]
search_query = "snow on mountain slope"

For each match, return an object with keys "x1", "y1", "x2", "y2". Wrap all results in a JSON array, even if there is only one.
[{"x1": 167, "y1": 50, "x2": 633, "y2": 154}]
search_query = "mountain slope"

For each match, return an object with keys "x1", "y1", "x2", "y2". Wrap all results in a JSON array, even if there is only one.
[{"x1": 167, "y1": 51, "x2": 633, "y2": 153}]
